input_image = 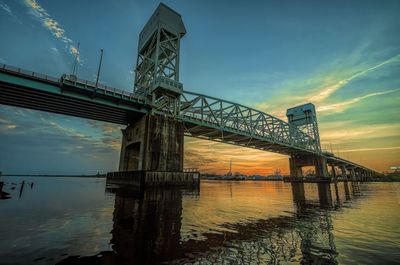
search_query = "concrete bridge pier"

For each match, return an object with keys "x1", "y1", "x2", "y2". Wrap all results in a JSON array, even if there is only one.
[
  {"x1": 330, "y1": 164, "x2": 337, "y2": 180},
  {"x1": 108, "y1": 114, "x2": 200, "y2": 187},
  {"x1": 349, "y1": 168, "x2": 356, "y2": 181},
  {"x1": 340, "y1": 166, "x2": 348, "y2": 180},
  {"x1": 119, "y1": 114, "x2": 184, "y2": 172},
  {"x1": 289, "y1": 154, "x2": 328, "y2": 179},
  {"x1": 343, "y1": 181, "x2": 351, "y2": 200}
]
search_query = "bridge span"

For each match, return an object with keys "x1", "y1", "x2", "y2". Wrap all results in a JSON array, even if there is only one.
[
  {"x1": 0, "y1": 64, "x2": 376, "y2": 179},
  {"x1": 0, "y1": 3, "x2": 378, "y2": 183}
]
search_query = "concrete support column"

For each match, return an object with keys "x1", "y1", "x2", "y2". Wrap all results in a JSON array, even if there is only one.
[
  {"x1": 343, "y1": 181, "x2": 350, "y2": 200},
  {"x1": 315, "y1": 156, "x2": 328, "y2": 178},
  {"x1": 341, "y1": 166, "x2": 347, "y2": 180},
  {"x1": 289, "y1": 157, "x2": 303, "y2": 178},
  {"x1": 119, "y1": 114, "x2": 184, "y2": 172},
  {"x1": 350, "y1": 168, "x2": 356, "y2": 181},
  {"x1": 333, "y1": 182, "x2": 340, "y2": 203},
  {"x1": 331, "y1": 164, "x2": 337, "y2": 180}
]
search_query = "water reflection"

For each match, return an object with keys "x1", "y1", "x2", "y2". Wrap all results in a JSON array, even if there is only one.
[
  {"x1": 58, "y1": 185, "x2": 196, "y2": 264},
  {"x1": 56, "y1": 181, "x2": 364, "y2": 264},
  {"x1": 109, "y1": 185, "x2": 190, "y2": 264}
]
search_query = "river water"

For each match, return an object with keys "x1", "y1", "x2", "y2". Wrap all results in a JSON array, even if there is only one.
[{"x1": 0, "y1": 177, "x2": 399, "y2": 264}]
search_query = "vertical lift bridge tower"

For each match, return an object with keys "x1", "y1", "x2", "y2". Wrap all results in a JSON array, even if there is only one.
[
  {"x1": 118, "y1": 3, "x2": 187, "y2": 175},
  {"x1": 287, "y1": 103, "x2": 328, "y2": 178}
]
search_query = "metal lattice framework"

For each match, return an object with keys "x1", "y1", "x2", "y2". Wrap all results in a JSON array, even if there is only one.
[
  {"x1": 134, "y1": 28, "x2": 182, "y2": 96},
  {"x1": 133, "y1": 3, "x2": 186, "y2": 117},
  {"x1": 169, "y1": 91, "x2": 320, "y2": 155},
  {"x1": 298, "y1": 113, "x2": 321, "y2": 151},
  {"x1": 286, "y1": 104, "x2": 321, "y2": 152}
]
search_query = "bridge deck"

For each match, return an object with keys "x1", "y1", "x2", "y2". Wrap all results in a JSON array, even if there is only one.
[{"x1": 0, "y1": 64, "x2": 376, "y2": 173}]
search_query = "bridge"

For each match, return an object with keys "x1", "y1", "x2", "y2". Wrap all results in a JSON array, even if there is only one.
[{"x1": 0, "y1": 3, "x2": 377, "y2": 184}]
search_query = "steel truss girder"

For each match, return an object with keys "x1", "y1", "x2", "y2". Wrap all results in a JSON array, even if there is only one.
[{"x1": 177, "y1": 91, "x2": 320, "y2": 156}]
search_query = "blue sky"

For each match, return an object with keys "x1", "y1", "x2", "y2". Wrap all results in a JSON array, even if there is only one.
[{"x1": 0, "y1": 0, "x2": 399, "y2": 174}]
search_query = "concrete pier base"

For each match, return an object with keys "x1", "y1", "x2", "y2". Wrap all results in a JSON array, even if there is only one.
[
  {"x1": 119, "y1": 114, "x2": 184, "y2": 172},
  {"x1": 112, "y1": 113, "x2": 197, "y2": 187},
  {"x1": 107, "y1": 170, "x2": 200, "y2": 188}
]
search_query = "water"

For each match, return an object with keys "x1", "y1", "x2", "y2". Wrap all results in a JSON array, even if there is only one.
[{"x1": 0, "y1": 177, "x2": 399, "y2": 264}]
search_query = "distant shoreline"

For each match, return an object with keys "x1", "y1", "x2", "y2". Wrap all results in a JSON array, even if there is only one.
[
  {"x1": 201, "y1": 178, "x2": 400, "y2": 183},
  {"x1": 1, "y1": 174, "x2": 106, "y2": 178}
]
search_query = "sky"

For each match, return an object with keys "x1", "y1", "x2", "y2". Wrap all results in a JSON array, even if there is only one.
[{"x1": 0, "y1": 0, "x2": 399, "y2": 175}]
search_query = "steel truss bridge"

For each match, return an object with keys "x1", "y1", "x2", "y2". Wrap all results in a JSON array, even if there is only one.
[{"x1": 0, "y1": 64, "x2": 376, "y2": 174}]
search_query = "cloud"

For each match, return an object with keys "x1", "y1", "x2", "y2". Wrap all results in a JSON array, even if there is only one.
[
  {"x1": 320, "y1": 123, "x2": 400, "y2": 142},
  {"x1": 0, "y1": 1, "x2": 11, "y2": 13},
  {"x1": 0, "y1": 1, "x2": 22, "y2": 23},
  {"x1": 309, "y1": 54, "x2": 400, "y2": 104},
  {"x1": 254, "y1": 53, "x2": 400, "y2": 120},
  {"x1": 24, "y1": 0, "x2": 79, "y2": 59},
  {"x1": 51, "y1": 47, "x2": 59, "y2": 53},
  {"x1": 318, "y1": 88, "x2": 400, "y2": 113},
  {"x1": 341, "y1": 146, "x2": 400, "y2": 153}
]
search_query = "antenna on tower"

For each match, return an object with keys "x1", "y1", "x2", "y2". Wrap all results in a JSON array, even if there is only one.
[{"x1": 71, "y1": 42, "x2": 80, "y2": 76}]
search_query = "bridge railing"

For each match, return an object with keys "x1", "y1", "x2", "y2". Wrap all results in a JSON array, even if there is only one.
[
  {"x1": 0, "y1": 63, "x2": 146, "y2": 103},
  {"x1": 0, "y1": 64, "x2": 59, "y2": 83},
  {"x1": 60, "y1": 74, "x2": 146, "y2": 103}
]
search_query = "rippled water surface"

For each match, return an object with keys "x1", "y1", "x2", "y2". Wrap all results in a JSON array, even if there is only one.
[{"x1": 0, "y1": 177, "x2": 399, "y2": 264}]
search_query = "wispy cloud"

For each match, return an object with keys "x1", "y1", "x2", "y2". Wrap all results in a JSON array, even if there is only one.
[
  {"x1": 0, "y1": 1, "x2": 11, "y2": 13},
  {"x1": 255, "y1": 53, "x2": 400, "y2": 119},
  {"x1": 320, "y1": 123, "x2": 400, "y2": 142},
  {"x1": 341, "y1": 146, "x2": 400, "y2": 153},
  {"x1": 24, "y1": 0, "x2": 79, "y2": 59},
  {"x1": 318, "y1": 88, "x2": 400, "y2": 113},
  {"x1": 0, "y1": 1, "x2": 22, "y2": 23},
  {"x1": 309, "y1": 54, "x2": 400, "y2": 104}
]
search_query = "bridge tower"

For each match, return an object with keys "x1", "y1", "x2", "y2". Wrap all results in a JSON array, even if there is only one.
[
  {"x1": 119, "y1": 3, "x2": 186, "y2": 174},
  {"x1": 133, "y1": 3, "x2": 186, "y2": 113},
  {"x1": 287, "y1": 103, "x2": 328, "y2": 179}
]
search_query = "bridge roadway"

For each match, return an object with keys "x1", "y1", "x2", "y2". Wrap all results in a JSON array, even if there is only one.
[{"x1": 0, "y1": 64, "x2": 376, "y2": 175}]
